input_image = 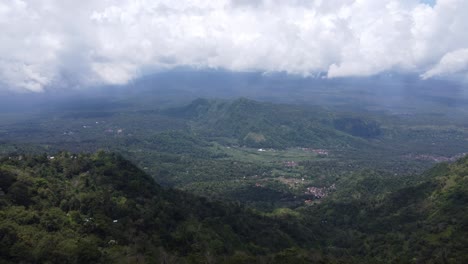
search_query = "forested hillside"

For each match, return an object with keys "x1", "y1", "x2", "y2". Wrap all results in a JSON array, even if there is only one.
[
  {"x1": 0, "y1": 152, "x2": 323, "y2": 263},
  {"x1": 0, "y1": 152, "x2": 467, "y2": 263},
  {"x1": 304, "y1": 158, "x2": 468, "y2": 263},
  {"x1": 166, "y1": 98, "x2": 377, "y2": 148}
]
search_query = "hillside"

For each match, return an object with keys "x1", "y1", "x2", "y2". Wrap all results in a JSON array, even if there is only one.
[
  {"x1": 165, "y1": 98, "x2": 378, "y2": 148},
  {"x1": 1, "y1": 152, "x2": 467, "y2": 263},
  {"x1": 303, "y1": 158, "x2": 468, "y2": 263},
  {"x1": 0, "y1": 152, "x2": 322, "y2": 263}
]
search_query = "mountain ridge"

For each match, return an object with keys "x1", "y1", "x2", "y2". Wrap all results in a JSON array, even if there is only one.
[{"x1": 165, "y1": 98, "x2": 380, "y2": 149}]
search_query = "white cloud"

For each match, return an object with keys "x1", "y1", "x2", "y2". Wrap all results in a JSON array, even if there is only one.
[
  {"x1": 0, "y1": 0, "x2": 467, "y2": 92},
  {"x1": 421, "y1": 48, "x2": 468, "y2": 79},
  {"x1": 91, "y1": 62, "x2": 137, "y2": 85}
]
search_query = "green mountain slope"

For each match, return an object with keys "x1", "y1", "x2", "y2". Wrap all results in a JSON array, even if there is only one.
[
  {"x1": 304, "y1": 158, "x2": 468, "y2": 263},
  {"x1": 0, "y1": 152, "x2": 323, "y2": 263},
  {"x1": 166, "y1": 98, "x2": 378, "y2": 148},
  {"x1": 1, "y1": 151, "x2": 467, "y2": 263}
]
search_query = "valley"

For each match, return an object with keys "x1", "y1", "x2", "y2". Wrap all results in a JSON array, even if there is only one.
[
  {"x1": 1, "y1": 95, "x2": 467, "y2": 211},
  {"x1": 0, "y1": 83, "x2": 467, "y2": 262}
]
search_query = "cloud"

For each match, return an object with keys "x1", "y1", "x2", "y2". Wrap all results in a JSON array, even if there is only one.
[
  {"x1": 91, "y1": 62, "x2": 137, "y2": 85},
  {"x1": 0, "y1": 0, "x2": 467, "y2": 92},
  {"x1": 421, "y1": 48, "x2": 468, "y2": 79}
]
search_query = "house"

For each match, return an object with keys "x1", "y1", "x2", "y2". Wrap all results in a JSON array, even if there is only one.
[{"x1": 312, "y1": 149, "x2": 329, "y2": 155}]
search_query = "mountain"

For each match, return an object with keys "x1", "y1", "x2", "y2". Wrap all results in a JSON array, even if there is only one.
[{"x1": 166, "y1": 98, "x2": 380, "y2": 148}]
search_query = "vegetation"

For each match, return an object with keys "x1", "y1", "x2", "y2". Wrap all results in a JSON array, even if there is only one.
[
  {"x1": 1, "y1": 94, "x2": 468, "y2": 262},
  {"x1": 302, "y1": 158, "x2": 468, "y2": 263},
  {"x1": 166, "y1": 98, "x2": 366, "y2": 148},
  {"x1": 332, "y1": 117, "x2": 382, "y2": 138},
  {"x1": 0, "y1": 152, "x2": 327, "y2": 263},
  {"x1": 1, "y1": 97, "x2": 468, "y2": 210},
  {"x1": 0, "y1": 152, "x2": 467, "y2": 263}
]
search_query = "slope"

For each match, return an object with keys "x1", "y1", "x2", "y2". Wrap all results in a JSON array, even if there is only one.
[
  {"x1": 165, "y1": 98, "x2": 379, "y2": 149},
  {"x1": 0, "y1": 152, "x2": 324, "y2": 263},
  {"x1": 303, "y1": 158, "x2": 468, "y2": 263}
]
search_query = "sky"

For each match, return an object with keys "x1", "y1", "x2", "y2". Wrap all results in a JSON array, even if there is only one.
[{"x1": 0, "y1": 0, "x2": 467, "y2": 92}]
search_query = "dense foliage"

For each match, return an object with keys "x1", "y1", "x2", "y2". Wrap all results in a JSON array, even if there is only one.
[
  {"x1": 303, "y1": 159, "x2": 468, "y2": 263},
  {"x1": 332, "y1": 117, "x2": 382, "y2": 138},
  {"x1": 0, "y1": 152, "x2": 467, "y2": 263},
  {"x1": 166, "y1": 98, "x2": 366, "y2": 148},
  {"x1": 0, "y1": 152, "x2": 324, "y2": 263}
]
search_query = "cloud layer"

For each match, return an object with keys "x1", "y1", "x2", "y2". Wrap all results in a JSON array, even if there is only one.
[{"x1": 0, "y1": 0, "x2": 467, "y2": 92}]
